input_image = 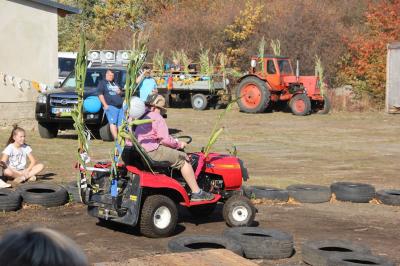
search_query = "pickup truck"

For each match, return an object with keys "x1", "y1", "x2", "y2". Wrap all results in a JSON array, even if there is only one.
[{"x1": 35, "y1": 65, "x2": 126, "y2": 141}]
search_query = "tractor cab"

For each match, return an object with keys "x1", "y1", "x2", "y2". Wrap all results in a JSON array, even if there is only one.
[{"x1": 250, "y1": 56, "x2": 294, "y2": 91}]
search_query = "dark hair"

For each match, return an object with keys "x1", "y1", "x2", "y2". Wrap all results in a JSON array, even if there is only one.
[
  {"x1": 143, "y1": 65, "x2": 151, "y2": 70},
  {"x1": 106, "y1": 69, "x2": 114, "y2": 74},
  {"x1": 0, "y1": 227, "x2": 88, "y2": 266},
  {"x1": 6, "y1": 124, "x2": 25, "y2": 146}
]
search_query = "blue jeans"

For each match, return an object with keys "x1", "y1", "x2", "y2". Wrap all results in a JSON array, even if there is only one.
[{"x1": 105, "y1": 105, "x2": 124, "y2": 126}]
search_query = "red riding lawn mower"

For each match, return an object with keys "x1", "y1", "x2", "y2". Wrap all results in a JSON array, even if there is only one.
[
  {"x1": 80, "y1": 136, "x2": 256, "y2": 238},
  {"x1": 236, "y1": 55, "x2": 330, "y2": 115}
]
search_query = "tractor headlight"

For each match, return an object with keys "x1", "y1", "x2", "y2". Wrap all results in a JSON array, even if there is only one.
[
  {"x1": 225, "y1": 78, "x2": 230, "y2": 86},
  {"x1": 250, "y1": 59, "x2": 257, "y2": 68},
  {"x1": 37, "y1": 94, "x2": 47, "y2": 104}
]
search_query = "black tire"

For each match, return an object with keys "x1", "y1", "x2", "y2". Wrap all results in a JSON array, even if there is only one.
[
  {"x1": 223, "y1": 195, "x2": 256, "y2": 227},
  {"x1": 168, "y1": 235, "x2": 243, "y2": 256},
  {"x1": 289, "y1": 94, "x2": 312, "y2": 116},
  {"x1": 326, "y1": 252, "x2": 395, "y2": 266},
  {"x1": 224, "y1": 227, "x2": 294, "y2": 259},
  {"x1": 376, "y1": 189, "x2": 400, "y2": 206},
  {"x1": 236, "y1": 76, "x2": 270, "y2": 113},
  {"x1": 38, "y1": 123, "x2": 58, "y2": 138},
  {"x1": 250, "y1": 186, "x2": 289, "y2": 202},
  {"x1": 139, "y1": 195, "x2": 178, "y2": 238},
  {"x1": 66, "y1": 181, "x2": 81, "y2": 203},
  {"x1": 0, "y1": 189, "x2": 22, "y2": 211},
  {"x1": 331, "y1": 182, "x2": 375, "y2": 203},
  {"x1": 18, "y1": 183, "x2": 68, "y2": 207},
  {"x1": 302, "y1": 239, "x2": 372, "y2": 266},
  {"x1": 318, "y1": 95, "x2": 331, "y2": 114},
  {"x1": 287, "y1": 184, "x2": 331, "y2": 203},
  {"x1": 188, "y1": 203, "x2": 217, "y2": 218},
  {"x1": 191, "y1": 94, "x2": 208, "y2": 110},
  {"x1": 99, "y1": 124, "x2": 113, "y2": 142}
]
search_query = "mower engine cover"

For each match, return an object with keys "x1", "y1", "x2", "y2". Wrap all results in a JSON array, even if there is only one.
[{"x1": 201, "y1": 153, "x2": 248, "y2": 190}]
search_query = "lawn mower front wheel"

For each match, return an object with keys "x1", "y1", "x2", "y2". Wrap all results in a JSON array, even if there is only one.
[
  {"x1": 223, "y1": 195, "x2": 256, "y2": 227},
  {"x1": 140, "y1": 195, "x2": 178, "y2": 238}
]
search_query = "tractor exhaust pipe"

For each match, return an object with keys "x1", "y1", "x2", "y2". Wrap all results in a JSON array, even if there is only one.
[{"x1": 296, "y1": 58, "x2": 299, "y2": 82}]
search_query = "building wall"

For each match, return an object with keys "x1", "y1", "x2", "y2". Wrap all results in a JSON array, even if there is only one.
[
  {"x1": 0, "y1": 0, "x2": 58, "y2": 119},
  {"x1": 386, "y1": 42, "x2": 400, "y2": 114}
]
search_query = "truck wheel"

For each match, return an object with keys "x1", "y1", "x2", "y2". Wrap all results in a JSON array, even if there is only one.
[
  {"x1": 140, "y1": 195, "x2": 178, "y2": 238},
  {"x1": 99, "y1": 124, "x2": 113, "y2": 142},
  {"x1": 188, "y1": 203, "x2": 217, "y2": 218},
  {"x1": 236, "y1": 76, "x2": 270, "y2": 113},
  {"x1": 191, "y1": 94, "x2": 208, "y2": 110},
  {"x1": 289, "y1": 94, "x2": 311, "y2": 116},
  {"x1": 223, "y1": 195, "x2": 256, "y2": 227},
  {"x1": 38, "y1": 123, "x2": 58, "y2": 138},
  {"x1": 317, "y1": 95, "x2": 331, "y2": 114}
]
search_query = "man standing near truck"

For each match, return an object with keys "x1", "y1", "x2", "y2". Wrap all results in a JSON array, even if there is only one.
[
  {"x1": 136, "y1": 66, "x2": 158, "y2": 102},
  {"x1": 98, "y1": 69, "x2": 124, "y2": 140}
]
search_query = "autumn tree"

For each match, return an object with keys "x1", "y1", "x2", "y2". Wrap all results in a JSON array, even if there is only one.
[
  {"x1": 338, "y1": 0, "x2": 400, "y2": 103},
  {"x1": 224, "y1": 0, "x2": 263, "y2": 67}
]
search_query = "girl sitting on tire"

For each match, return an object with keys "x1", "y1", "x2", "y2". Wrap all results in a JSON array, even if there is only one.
[{"x1": 1, "y1": 125, "x2": 44, "y2": 187}]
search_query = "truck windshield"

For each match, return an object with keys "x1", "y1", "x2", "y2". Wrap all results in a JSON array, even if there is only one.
[
  {"x1": 62, "y1": 69, "x2": 126, "y2": 89},
  {"x1": 277, "y1": 60, "x2": 293, "y2": 75}
]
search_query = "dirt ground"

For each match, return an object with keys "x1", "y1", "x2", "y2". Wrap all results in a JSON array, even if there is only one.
[{"x1": 0, "y1": 109, "x2": 399, "y2": 265}]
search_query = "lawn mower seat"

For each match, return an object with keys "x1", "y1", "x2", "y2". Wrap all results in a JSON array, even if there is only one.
[{"x1": 121, "y1": 145, "x2": 171, "y2": 173}]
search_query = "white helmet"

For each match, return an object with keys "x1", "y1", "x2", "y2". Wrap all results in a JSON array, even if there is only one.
[{"x1": 129, "y1": 96, "x2": 146, "y2": 119}]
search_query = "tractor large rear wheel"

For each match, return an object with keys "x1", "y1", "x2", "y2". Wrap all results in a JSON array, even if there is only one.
[
  {"x1": 289, "y1": 94, "x2": 311, "y2": 116},
  {"x1": 236, "y1": 77, "x2": 270, "y2": 113}
]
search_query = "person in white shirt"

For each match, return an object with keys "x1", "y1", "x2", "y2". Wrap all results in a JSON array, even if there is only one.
[{"x1": 0, "y1": 125, "x2": 44, "y2": 187}]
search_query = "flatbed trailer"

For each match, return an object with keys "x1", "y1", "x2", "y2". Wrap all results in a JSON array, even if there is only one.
[{"x1": 154, "y1": 72, "x2": 230, "y2": 110}]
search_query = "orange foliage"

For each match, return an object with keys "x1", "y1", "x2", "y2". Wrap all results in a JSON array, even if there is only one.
[{"x1": 339, "y1": 0, "x2": 400, "y2": 103}]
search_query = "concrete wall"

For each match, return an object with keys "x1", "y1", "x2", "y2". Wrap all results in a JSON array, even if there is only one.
[
  {"x1": 386, "y1": 42, "x2": 400, "y2": 113},
  {"x1": 0, "y1": 0, "x2": 58, "y2": 119}
]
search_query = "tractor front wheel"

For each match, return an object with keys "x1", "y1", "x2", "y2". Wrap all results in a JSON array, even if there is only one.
[
  {"x1": 140, "y1": 195, "x2": 178, "y2": 238},
  {"x1": 236, "y1": 77, "x2": 270, "y2": 113},
  {"x1": 223, "y1": 195, "x2": 256, "y2": 227},
  {"x1": 289, "y1": 94, "x2": 311, "y2": 116}
]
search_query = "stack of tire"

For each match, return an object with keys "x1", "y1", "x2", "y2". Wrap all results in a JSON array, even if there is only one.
[
  {"x1": 302, "y1": 239, "x2": 395, "y2": 266},
  {"x1": 243, "y1": 182, "x2": 400, "y2": 206},
  {"x1": 0, "y1": 183, "x2": 68, "y2": 212},
  {"x1": 168, "y1": 227, "x2": 294, "y2": 260}
]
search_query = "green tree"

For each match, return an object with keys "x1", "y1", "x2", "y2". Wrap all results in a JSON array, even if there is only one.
[{"x1": 59, "y1": 0, "x2": 100, "y2": 51}]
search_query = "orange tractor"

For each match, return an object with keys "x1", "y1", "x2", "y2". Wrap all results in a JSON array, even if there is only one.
[{"x1": 236, "y1": 56, "x2": 329, "y2": 115}]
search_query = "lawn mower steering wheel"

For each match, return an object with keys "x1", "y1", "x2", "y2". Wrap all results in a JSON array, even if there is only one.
[{"x1": 177, "y1": 136, "x2": 192, "y2": 144}]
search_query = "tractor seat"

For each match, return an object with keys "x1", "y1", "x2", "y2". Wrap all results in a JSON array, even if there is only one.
[{"x1": 121, "y1": 145, "x2": 171, "y2": 173}]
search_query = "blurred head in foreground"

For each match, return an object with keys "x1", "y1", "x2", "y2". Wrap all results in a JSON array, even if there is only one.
[{"x1": 0, "y1": 227, "x2": 88, "y2": 266}]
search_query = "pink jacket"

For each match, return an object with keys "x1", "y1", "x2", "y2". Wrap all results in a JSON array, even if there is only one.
[{"x1": 135, "y1": 111, "x2": 180, "y2": 152}]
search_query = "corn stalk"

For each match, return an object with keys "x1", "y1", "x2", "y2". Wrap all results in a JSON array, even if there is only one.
[
  {"x1": 152, "y1": 49, "x2": 164, "y2": 74},
  {"x1": 315, "y1": 55, "x2": 326, "y2": 96},
  {"x1": 203, "y1": 100, "x2": 236, "y2": 157},
  {"x1": 258, "y1": 36, "x2": 266, "y2": 72},
  {"x1": 179, "y1": 50, "x2": 190, "y2": 75},
  {"x1": 71, "y1": 32, "x2": 88, "y2": 199},
  {"x1": 111, "y1": 31, "x2": 151, "y2": 178},
  {"x1": 271, "y1": 39, "x2": 281, "y2": 56}
]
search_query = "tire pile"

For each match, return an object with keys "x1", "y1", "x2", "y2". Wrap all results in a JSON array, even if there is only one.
[
  {"x1": 0, "y1": 183, "x2": 68, "y2": 212},
  {"x1": 243, "y1": 182, "x2": 400, "y2": 206},
  {"x1": 167, "y1": 228, "x2": 396, "y2": 265}
]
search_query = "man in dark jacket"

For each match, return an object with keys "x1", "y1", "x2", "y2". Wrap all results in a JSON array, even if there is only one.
[{"x1": 98, "y1": 69, "x2": 124, "y2": 140}]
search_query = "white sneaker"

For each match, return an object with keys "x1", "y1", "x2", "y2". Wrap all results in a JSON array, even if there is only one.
[{"x1": 0, "y1": 178, "x2": 11, "y2": 188}]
